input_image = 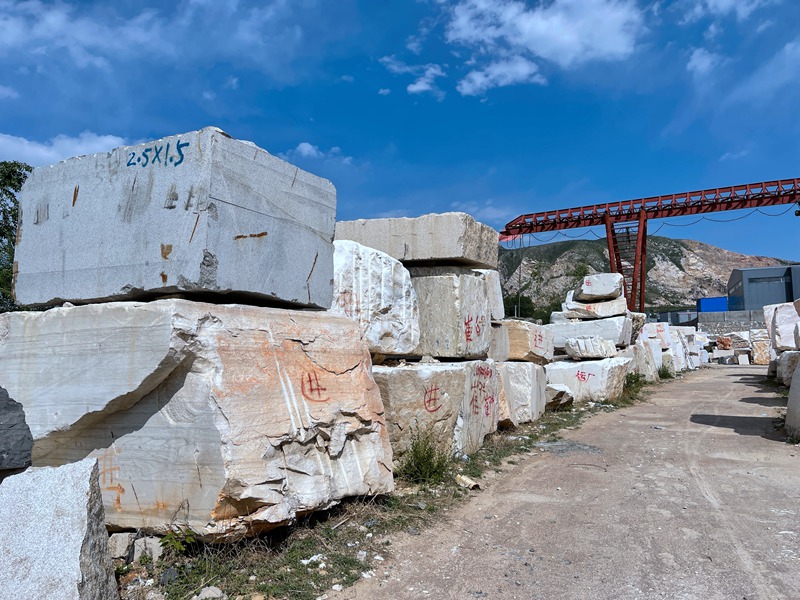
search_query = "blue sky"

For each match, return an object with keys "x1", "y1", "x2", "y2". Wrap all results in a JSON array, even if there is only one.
[{"x1": 1, "y1": 0, "x2": 799, "y2": 260}]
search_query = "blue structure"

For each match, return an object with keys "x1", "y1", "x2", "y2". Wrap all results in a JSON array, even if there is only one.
[
  {"x1": 696, "y1": 297, "x2": 728, "y2": 312},
  {"x1": 727, "y1": 266, "x2": 800, "y2": 311}
]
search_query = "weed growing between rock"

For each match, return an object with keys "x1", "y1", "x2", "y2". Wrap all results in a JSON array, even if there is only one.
[
  {"x1": 658, "y1": 365, "x2": 674, "y2": 380},
  {"x1": 395, "y1": 427, "x2": 454, "y2": 485}
]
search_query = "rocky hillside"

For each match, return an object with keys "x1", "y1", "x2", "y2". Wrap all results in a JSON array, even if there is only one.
[{"x1": 499, "y1": 236, "x2": 791, "y2": 310}]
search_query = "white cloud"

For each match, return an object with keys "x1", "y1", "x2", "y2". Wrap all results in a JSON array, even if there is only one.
[
  {"x1": 756, "y1": 19, "x2": 773, "y2": 33},
  {"x1": 457, "y1": 55, "x2": 545, "y2": 96},
  {"x1": 380, "y1": 56, "x2": 446, "y2": 99},
  {"x1": 378, "y1": 88, "x2": 391, "y2": 95},
  {"x1": 704, "y1": 22, "x2": 721, "y2": 41},
  {"x1": 281, "y1": 142, "x2": 353, "y2": 165},
  {"x1": 719, "y1": 149, "x2": 748, "y2": 161},
  {"x1": 728, "y1": 40, "x2": 800, "y2": 105},
  {"x1": 224, "y1": 76, "x2": 240, "y2": 89},
  {"x1": 683, "y1": 0, "x2": 777, "y2": 22},
  {"x1": 687, "y1": 48, "x2": 723, "y2": 76},
  {"x1": 202, "y1": 90, "x2": 216, "y2": 100},
  {"x1": 0, "y1": 85, "x2": 18, "y2": 99},
  {"x1": 0, "y1": 131, "x2": 127, "y2": 166},
  {"x1": 340, "y1": 75, "x2": 354, "y2": 82},
  {"x1": 449, "y1": 198, "x2": 519, "y2": 226},
  {"x1": 444, "y1": 0, "x2": 646, "y2": 69}
]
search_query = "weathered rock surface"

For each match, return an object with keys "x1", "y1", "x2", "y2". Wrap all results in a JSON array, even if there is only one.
[
  {"x1": 411, "y1": 273, "x2": 492, "y2": 358},
  {"x1": 628, "y1": 312, "x2": 647, "y2": 344},
  {"x1": 562, "y1": 291, "x2": 627, "y2": 320},
  {"x1": 642, "y1": 322, "x2": 671, "y2": 350},
  {"x1": 572, "y1": 273, "x2": 624, "y2": 302},
  {"x1": 549, "y1": 311, "x2": 572, "y2": 324},
  {"x1": 336, "y1": 212, "x2": 499, "y2": 269},
  {"x1": 0, "y1": 300, "x2": 393, "y2": 541},
  {"x1": 14, "y1": 127, "x2": 335, "y2": 308},
  {"x1": 330, "y1": 240, "x2": 419, "y2": 355},
  {"x1": 779, "y1": 351, "x2": 800, "y2": 387},
  {"x1": 0, "y1": 386, "x2": 32, "y2": 475},
  {"x1": 795, "y1": 322, "x2": 800, "y2": 352},
  {"x1": 772, "y1": 303, "x2": 800, "y2": 351},
  {"x1": 545, "y1": 384, "x2": 574, "y2": 411},
  {"x1": 786, "y1": 366, "x2": 800, "y2": 438},
  {"x1": 545, "y1": 357, "x2": 631, "y2": 403},
  {"x1": 500, "y1": 319, "x2": 555, "y2": 364},
  {"x1": 764, "y1": 303, "x2": 782, "y2": 339},
  {"x1": 662, "y1": 350, "x2": 677, "y2": 377},
  {"x1": 544, "y1": 316, "x2": 632, "y2": 350},
  {"x1": 752, "y1": 340, "x2": 771, "y2": 365},
  {"x1": 564, "y1": 336, "x2": 618, "y2": 360},
  {"x1": 374, "y1": 361, "x2": 499, "y2": 457},
  {"x1": 0, "y1": 458, "x2": 118, "y2": 599},
  {"x1": 407, "y1": 266, "x2": 504, "y2": 321},
  {"x1": 617, "y1": 340, "x2": 660, "y2": 383},
  {"x1": 497, "y1": 362, "x2": 546, "y2": 427},
  {"x1": 488, "y1": 323, "x2": 510, "y2": 362}
]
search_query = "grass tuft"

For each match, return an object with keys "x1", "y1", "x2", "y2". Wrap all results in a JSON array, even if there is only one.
[{"x1": 395, "y1": 427, "x2": 453, "y2": 485}]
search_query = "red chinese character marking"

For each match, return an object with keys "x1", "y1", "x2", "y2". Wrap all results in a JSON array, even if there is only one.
[
  {"x1": 475, "y1": 315, "x2": 486, "y2": 336},
  {"x1": 336, "y1": 290, "x2": 360, "y2": 318},
  {"x1": 301, "y1": 371, "x2": 330, "y2": 403},
  {"x1": 423, "y1": 384, "x2": 442, "y2": 413},
  {"x1": 533, "y1": 331, "x2": 545, "y2": 349},
  {"x1": 464, "y1": 315, "x2": 474, "y2": 342},
  {"x1": 470, "y1": 366, "x2": 495, "y2": 417},
  {"x1": 575, "y1": 370, "x2": 595, "y2": 382},
  {"x1": 585, "y1": 279, "x2": 592, "y2": 286}
]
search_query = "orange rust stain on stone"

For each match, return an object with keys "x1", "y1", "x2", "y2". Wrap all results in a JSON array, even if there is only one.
[
  {"x1": 161, "y1": 272, "x2": 168, "y2": 285},
  {"x1": 233, "y1": 231, "x2": 268, "y2": 241},
  {"x1": 72, "y1": 185, "x2": 79, "y2": 207},
  {"x1": 160, "y1": 243, "x2": 173, "y2": 259}
]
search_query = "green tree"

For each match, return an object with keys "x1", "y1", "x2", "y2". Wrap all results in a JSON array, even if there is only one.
[{"x1": 0, "y1": 161, "x2": 32, "y2": 311}]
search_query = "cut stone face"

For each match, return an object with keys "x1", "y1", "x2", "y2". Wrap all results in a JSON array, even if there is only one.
[
  {"x1": 488, "y1": 323, "x2": 510, "y2": 362},
  {"x1": 544, "y1": 357, "x2": 631, "y2": 404},
  {"x1": 335, "y1": 212, "x2": 499, "y2": 269},
  {"x1": 752, "y1": 340, "x2": 771, "y2": 365},
  {"x1": 786, "y1": 367, "x2": 800, "y2": 438},
  {"x1": 642, "y1": 322, "x2": 671, "y2": 350},
  {"x1": 572, "y1": 273, "x2": 624, "y2": 302},
  {"x1": 14, "y1": 127, "x2": 335, "y2": 308},
  {"x1": 779, "y1": 351, "x2": 800, "y2": 387},
  {"x1": 796, "y1": 323, "x2": 800, "y2": 350},
  {"x1": 497, "y1": 362, "x2": 546, "y2": 427},
  {"x1": 564, "y1": 336, "x2": 618, "y2": 360},
  {"x1": 0, "y1": 458, "x2": 118, "y2": 600},
  {"x1": 621, "y1": 340, "x2": 660, "y2": 382},
  {"x1": 407, "y1": 266, "x2": 504, "y2": 321},
  {"x1": 499, "y1": 319, "x2": 555, "y2": 364},
  {"x1": 374, "y1": 360, "x2": 499, "y2": 458},
  {"x1": 0, "y1": 386, "x2": 32, "y2": 475},
  {"x1": 562, "y1": 291, "x2": 627, "y2": 320},
  {"x1": 772, "y1": 303, "x2": 800, "y2": 351},
  {"x1": 545, "y1": 384, "x2": 574, "y2": 411},
  {"x1": 330, "y1": 240, "x2": 419, "y2": 355},
  {"x1": 0, "y1": 300, "x2": 392, "y2": 541},
  {"x1": 544, "y1": 316, "x2": 632, "y2": 350},
  {"x1": 661, "y1": 350, "x2": 677, "y2": 377},
  {"x1": 411, "y1": 273, "x2": 492, "y2": 358},
  {"x1": 763, "y1": 303, "x2": 783, "y2": 341}
]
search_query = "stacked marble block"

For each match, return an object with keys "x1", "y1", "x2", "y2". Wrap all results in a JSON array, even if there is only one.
[
  {"x1": 768, "y1": 300, "x2": 800, "y2": 438},
  {"x1": 334, "y1": 213, "x2": 545, "y2": 459},
  {"x1": 710, "y1": 330, "x2": 768, "y2": 365},
  {"x1": 0, "y1": 128, "x2": 395, "y2": 543}
]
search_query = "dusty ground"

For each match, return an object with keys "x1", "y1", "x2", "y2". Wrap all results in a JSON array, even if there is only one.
[{"x1": 336, "y1": 366, "x2": 800, "y2": 600}]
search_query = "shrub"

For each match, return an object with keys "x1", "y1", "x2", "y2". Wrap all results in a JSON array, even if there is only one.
[{"x1": 395, "y1": 427, "x2": 453, "y2": 485}]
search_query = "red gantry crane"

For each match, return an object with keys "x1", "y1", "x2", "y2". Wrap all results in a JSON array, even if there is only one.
[{"x1": 500, "y1": 178, "x2": 800, "y2": 313}]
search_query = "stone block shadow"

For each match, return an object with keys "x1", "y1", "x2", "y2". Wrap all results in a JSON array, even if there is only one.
[{"x1": 690, "y1": 413, "x2": 786, "y2": 441}]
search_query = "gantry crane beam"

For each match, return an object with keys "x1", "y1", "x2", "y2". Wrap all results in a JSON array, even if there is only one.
[{"x1": 500, "y1": 178, "x2": 800, "y2": 312}]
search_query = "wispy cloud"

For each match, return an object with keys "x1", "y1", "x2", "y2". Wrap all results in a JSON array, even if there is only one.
[
  {"x1": 458, "y1": 55, "x2": 545, "y2": 96},
  {"x1": 0, "y1": 85, "x2": 18, "y2": 99},
  {"x1": 380, "y1": 56, "x2": 446, "y2": 100},
  {"x1": 280, "y1": 142, "x2": 353, "y2": 165},
  {"x1": 719, "y1": 149, "x2": 748, "y2": 161},
  {"x1": 686, "y1": 47, "x2": 723, "y2": 77},
  {"x1": 0, "y1": 130, "x2": 127, "y2": 166},
  {"x1": 682, "y1": 0, "x2": 778, "y2": 23},
  {"x1": 378, "y1": 88, "x2": 391, "y2": 95}
]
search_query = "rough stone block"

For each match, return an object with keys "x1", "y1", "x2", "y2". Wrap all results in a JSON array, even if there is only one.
[
  {"x1": 572, "y1": 273, "x2": 624, "y2": 302},
  {"x1": 107, "y1": 532, "x2": 134, "y2": 560},
  {"x1": 564, "y1": 336, "x2": 618, "y2": 360},
  {"x1": 497, "y1": 362, "x2": 546, "y2": 427},
  {"x1": 549, "y1": 311, "x2": 572, "y2": 324},
  {"x1": 407, "y1": 266, "x2": 504, "y2": 321},
  {"x1": 330, "y1": 240, "x2": 419, "y2": 355},
  {"x1": 488, "y1": 323, "x2": 510, "y2": 362},
  {"x1": 795, "y1": 322, "x2": 800, "y2": 351},
  {"x1": 768, "y1": 359, "x2": 778, "y2": 377},
  {"x1": 411, "y1": 273, "x2": 492, "y2": 358},
  {"x1": 545, "y1": 384, "x2": 574, "y2": 411},
  {"x1": 0, "y1": 386, "x2": 32, "y2": 475},
  {"x1": 335, "y1": 212, "x2": 499, "y2": 269},
  {"x1": 562, "y1": 291, "x2": 627, "y2": 320},
  {"x1": 662, "y1": 350, "x2": 677, "y2": 377},
  {"x1": 642, "y1": 322, "x2": 671, "y2": 350},
  {"x1": 500, "y1": 319, "x2": 555, "y2": 364},
  {"x1": 544, "y1": 316, "x2": 632, "y2": 350},
  {"x1": 713, "y1": 349, "x2": 735, "y2": 358},
  {"x1": 786, "y1": 367, "x2": 800, "y2": 438},
  {"x1": 629, "y1": 311, "x2": 647, "y2": 344},
  {"x1": 544, "y1": 357, "x2": 631, "y2": 404},
  {"x1": 779, "y1": 351, "x2": 800, "y2": 387},
  {"x1": 0, "y1": 458, "x2": 118, "y2": 599},
  {"x1": 617, "y1": 340, "x2": 659, "y2": 383},
  {"x1": 14, "y1": 127, "x2": 335, "y2": 309},
  {"x1": 750, "y1": 328, "x2": 770, "y2": 342},
  {"x1": 374, "y1": 361, "x2": 499, "y2": 458},
  {"x1": 737, "y1": 355, "x2": 751, "y2": 366},
  {"x1": 772, "y1": 303, "x2": 800, "y2": 351},
  {"x1": 0, "y1": 300, "x2": 392, "y2": 541},
  {"x1": 764, "y1": 303, "x2": 783, "y2": 339}
]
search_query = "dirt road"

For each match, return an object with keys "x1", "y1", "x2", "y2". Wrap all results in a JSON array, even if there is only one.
[{"x1": 339, "y1": 366, "x2": 800, "y2": 600}]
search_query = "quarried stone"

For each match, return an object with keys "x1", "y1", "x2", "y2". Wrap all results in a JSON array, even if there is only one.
[
  {"x1": 544, "y1": 357, "x2": 631, "y2": 404},
  {"x1": 786, "y1": 367, "x2": 800, "y2": 437},
  {"x1": 662, "y1": 350, "x2": 677, "y2": 377},
  {"x1": 501, "y1": 319, "x2": 555, "y2": 364},
  {"x1": 411, "y1": 273, "x2": 492, "y2": 358},
  {"x1": 497, "y1": 362, "x2": 546, "y2": 427},
  {"x1": 562, "y1": 291, "x2": 627, "y2": 320},
  {"x1": 572, "y1": 273, "x2": 624, "y2": 302},
  {"x1": 0, "y1": 300, "x2": 393, "y2": 541},
  {"x1": 545, "y1": 384, "x2": 574, "y2": 411},
  {"x1": 779, "y1": 351, "x2": 800, "y2": 387},
  {"x1": 488, "y1": 323, "x2": 510, "y2": 362},
  {"x1": 564, "y1": 336, "x2": 618, "y2": 360},
  {"x1": 752, "y1": 340, "x2": 771, "y2": 365},
  {"x1": 335, "y1": 212, "x2": 499, "y2": 269},
  {"x1": 14, "y1": 127, "x2": 335, "y2": 309},
  {"x1": 330, "y1": 240, "x2": 419, "y2": 355},
  {"x1": 772, "y1": 303, "x2": 800, "y2": 351},
  {"x1": 617, "y1": 340, "x2": 660, "y2": 383},
  {"x1": 407, "y1": 266, "x2": 504, "y2": 321},
  {"x1": 0, "y1": 386, "x2": 32, "y2": 476},
  {"x1": 642, "y1": 322, "x2": 671, "y2": 349},
  {"x1": 0, "y1": 458, "x2": 118, "y2": 599},
  {"x1": 544, "y1": 316, "x2": 632, "y2": 350}
]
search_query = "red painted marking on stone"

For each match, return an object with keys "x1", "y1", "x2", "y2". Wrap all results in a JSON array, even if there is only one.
[
  {"x1": 423, "y1": 384, "x2": 442, "y2": 413},
  {"x1": 301, "y1": 371, "x2": 330, "y2": 403}
]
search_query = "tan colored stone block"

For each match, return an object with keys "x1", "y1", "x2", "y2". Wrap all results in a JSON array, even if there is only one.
[{"x1": 501, "y1": 319, "x2": 555, "y2": 364}]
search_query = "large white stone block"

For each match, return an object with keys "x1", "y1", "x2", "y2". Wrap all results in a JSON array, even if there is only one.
[
  {"x1": 374, "y1": 360, "x2": 499, "y2": 458},
  {"x1": 544, "y1": 316, "x2": 632, "y2": 350},
  {"x1": 408, "y1": 266, "x2": 504, "y2": 321},
  {"x1": 544, "y1": 357, "x2": 631, "y2": 404},
  {"x1": 0, "y1": 300, "x2": 393, "y2": 541},
  {"x1": 411, "y1": 273, "x2": 492, "y2": 358},
  {"x1": 572, "y1": 273, "x2": 624, "y2": 302},
  {"x1": 335, "y1": 212, "x2": 499, "y2": 269},
  {"x1": 14, "y1": 127, "x2": 335, "y2": 308},
  {"x1": 764, "y1": 303, "x2": 783, "y2": 341},
  {"x1": 488, "y1": 323, "x2": 510, "y2": 362},
  {"x1": 786, "y1": 367, "x2": 800, "y2": 438},
  {"x1": 772, "y1": 303, "x2": 800, "y2": 351},
  {"x1": 499, "y1": 319, "x2": 555, "y2": 364},
  {"x1": 497, "y1": 362, "x2": 546, "y2": 427},
  {"x1": 617, "y1": 340, "x2": 660, "y2": 382},
  {"x1": 330, "y1": 240, "x2": 419, "y2": 355},
  {"x1": 779, "y1": 351, "x2": 800, "y2": 387},
  {"x1": 0, "y1": 458, "x2": 118, "y2": 599},
  {"x1": 642, "y1": 322, "x2": 671, "y2": 350},
  {"x1": 562, "y1": 291, "x2": 627, "y2": 320},
  {"x1": 564, "y1": 336, "x2": 618, "y2": 360},
  {"x1": 796, "y1": 322, "x2": 800, "y2": 350}
]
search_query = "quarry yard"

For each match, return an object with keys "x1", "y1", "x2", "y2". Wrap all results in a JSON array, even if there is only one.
[{"x1": 340, "y1": 365, "x2": 800, "y2": 600}]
